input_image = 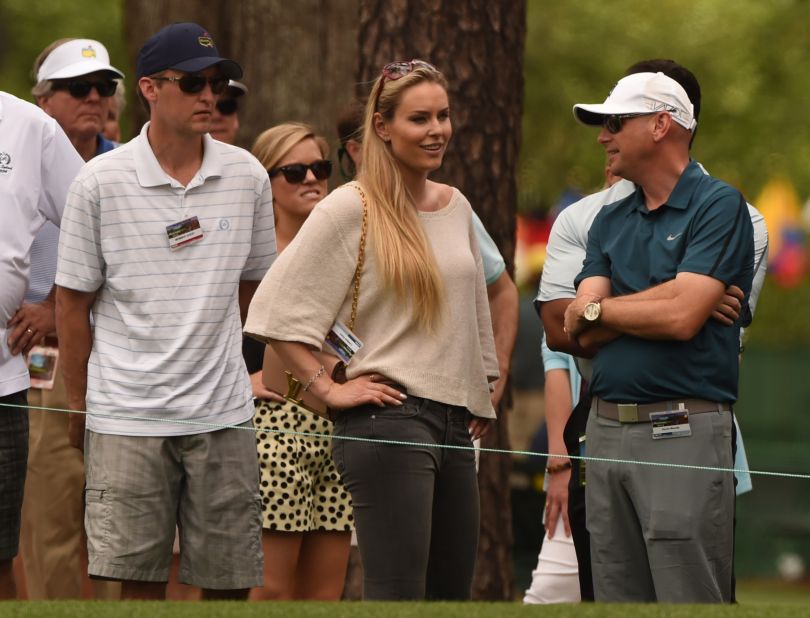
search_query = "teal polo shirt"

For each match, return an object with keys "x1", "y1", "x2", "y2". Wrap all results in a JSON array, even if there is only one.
[{"x1": 574, "y1": 161, "x2": 754, "y2": 403}]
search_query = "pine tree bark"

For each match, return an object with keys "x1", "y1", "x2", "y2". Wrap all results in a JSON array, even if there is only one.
[{"x1": 358, "y1": 0, "x2": 526, "y2": 600}]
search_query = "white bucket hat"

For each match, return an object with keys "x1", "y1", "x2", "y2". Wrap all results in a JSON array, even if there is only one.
[
  {"x1": 37, "y1": 39, "x2": 124, "y2": 83},
  {"x1": 573, "y1": 72, "x2": 696, "y2": 131}
]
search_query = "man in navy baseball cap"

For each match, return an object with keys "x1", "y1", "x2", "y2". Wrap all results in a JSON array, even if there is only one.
[
  {"x1": 59, "y1": 19, "x2": 273, "y2": 602},
  {"x1": 136, "y1": 22, "x2": 242, "y2": 79}
]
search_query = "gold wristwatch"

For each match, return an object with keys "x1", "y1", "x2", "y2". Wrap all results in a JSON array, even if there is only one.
[{"x1": 583, "y1": 300, "x2": 601, "y2": 323}]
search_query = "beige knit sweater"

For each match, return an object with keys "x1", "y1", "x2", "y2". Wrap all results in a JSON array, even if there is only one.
[{"x1": 244, "y1": 184, "x2": 498, "y2": 419}]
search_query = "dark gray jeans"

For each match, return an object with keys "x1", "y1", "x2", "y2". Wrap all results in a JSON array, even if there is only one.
[{"x1": 332, "y1": 395, "x2": 479, "y2": 600}]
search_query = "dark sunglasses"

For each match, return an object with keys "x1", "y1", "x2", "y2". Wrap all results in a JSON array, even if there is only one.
[
  {"x1": 151, "y1": 74, "x2": 229, "y2": 95},
  {"x1": 51, "y1": 79, "x2": 117, "y2": 99},
  {"x1": 268, "y1": 160, "x2": 332, "y2": 184},
  {"x1": 602, "y1": 112, "x2": 657, "y2": 134},
  {"x1": 373, "y1": 59, "x2": 438, "y2": 109},
  {"x1": 215, "y1": 98, "x2": 238, "y2": 116}
]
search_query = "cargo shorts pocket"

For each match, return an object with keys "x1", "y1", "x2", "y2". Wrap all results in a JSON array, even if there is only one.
[{"x1": 84, "y1": 487, "x2": 113, "y2": 557}]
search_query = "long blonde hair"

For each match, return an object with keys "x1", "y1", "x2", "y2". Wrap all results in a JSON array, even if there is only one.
[{"x1": 359, "y1": 65, "x2": 449, "y2": 331}]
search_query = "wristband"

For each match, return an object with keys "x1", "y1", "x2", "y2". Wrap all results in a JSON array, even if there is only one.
[{"x1": 545, "y1": 460, "x2": 573, "y2": 475}]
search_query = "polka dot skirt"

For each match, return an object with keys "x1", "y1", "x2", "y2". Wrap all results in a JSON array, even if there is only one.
[{"x1": 253, "y1": 399, "x2": 353, "y2": 532}]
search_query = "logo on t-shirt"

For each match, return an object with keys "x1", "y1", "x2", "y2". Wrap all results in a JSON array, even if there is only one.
[{"x1": 0, "y1": 152, "x2": 12, "y2": 175}]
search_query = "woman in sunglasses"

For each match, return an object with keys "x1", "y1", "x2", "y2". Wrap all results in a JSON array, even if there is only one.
[
  {"x1": 245, "y1": 62, "x2": 498, "y2": 600},
  {"x1": 247, "y1": 123, "x2": 352, "y2": 600}
]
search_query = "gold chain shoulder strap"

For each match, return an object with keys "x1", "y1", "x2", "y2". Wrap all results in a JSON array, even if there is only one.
[{"x1": 348, "y1": 182, "x2": 368, "y2": 331}]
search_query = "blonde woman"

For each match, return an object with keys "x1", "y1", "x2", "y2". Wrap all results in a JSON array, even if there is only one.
[
  {"x1": 248, "y1": 124, "x2": 352, "y2": 600},
  {"x1": 245, "y1": 62, "x2": 498, "y2": 600}
]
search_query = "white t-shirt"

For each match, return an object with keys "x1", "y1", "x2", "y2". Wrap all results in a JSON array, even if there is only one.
[
  {"x1": 55, "y1": 123, "x2": 277, "y2": 435},
  {"x1": 0, "y1": 92, "x2": 83, "y2": 396}
]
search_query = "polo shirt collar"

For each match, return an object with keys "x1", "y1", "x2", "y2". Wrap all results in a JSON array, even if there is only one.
[
  {"x1": 629, "y1": 159, "x2": 702, "y2": 213},
  {"x1": 134, "y1": 121, "x2": 224, "y2": 188},
  {"x1": 664, "y1": 160, "x2": 703, "y2": 210}
]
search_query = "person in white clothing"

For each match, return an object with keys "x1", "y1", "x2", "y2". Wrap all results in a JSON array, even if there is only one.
[
  {"x1": 0, "y1": 91, "x2": 83, "y2": 599},
  {"x1": 55, "y1": 22, "x2": 276, "y2": 600}
]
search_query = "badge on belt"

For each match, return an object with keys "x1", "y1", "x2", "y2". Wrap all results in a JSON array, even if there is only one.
[{"x1": 649, "y1": 403, "x2": 691, "y2": 439}]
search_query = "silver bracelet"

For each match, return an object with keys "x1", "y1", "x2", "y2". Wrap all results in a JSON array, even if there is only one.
[{"x1": 302, "y1": 365, "x2": 325, "y2": 392}]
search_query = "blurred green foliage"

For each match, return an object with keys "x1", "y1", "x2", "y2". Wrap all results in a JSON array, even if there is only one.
[
  {"x1": 746, "y1": 277, "x2": 810, "y2": 344},
  {"x1": 522, "y1": 0, "x2": 810, "y2": 212},
  {"x1": 0, "y1": 0, "x2": 127, "y2": 129}
]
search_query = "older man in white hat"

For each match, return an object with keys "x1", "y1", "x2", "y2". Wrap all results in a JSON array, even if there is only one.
[
  {"x1": 9, "y1": 38, "x2": 123, "y2": 600},
  {"x1": 32, "y1": 38, "x2": 124, "y2": 160}
]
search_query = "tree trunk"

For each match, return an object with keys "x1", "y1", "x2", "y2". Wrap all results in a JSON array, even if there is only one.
[
  {"x1": 358, "y1": 0, "x2": 526, "y2": 600},
  {"x1": 123, "y1": 0, "x2": 359, "y2": 153}
]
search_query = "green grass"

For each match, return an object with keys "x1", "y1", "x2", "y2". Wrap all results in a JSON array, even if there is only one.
[
  {"x1": 2, "y1": 599, "x2": 810, "y2": 618},
  {"x1": 2, "y1": 581, "x2": 808, "y2": 617}
]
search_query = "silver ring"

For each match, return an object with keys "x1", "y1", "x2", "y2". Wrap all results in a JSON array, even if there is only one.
[{"x1": 26, "y1": 328, "x2": 34, "y2": 335}]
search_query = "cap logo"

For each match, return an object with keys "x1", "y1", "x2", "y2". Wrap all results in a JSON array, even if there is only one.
[
  {"x1": 198, "y1": 36, "x2": 214, "y2": 48},
  {"x1": 81, "y1": 45, "x2": 97, "y2": 58}
]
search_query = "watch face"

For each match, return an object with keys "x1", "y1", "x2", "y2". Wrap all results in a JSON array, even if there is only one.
[{"x1": 583, "y1": 302, "x2": 600, "y2": 321}]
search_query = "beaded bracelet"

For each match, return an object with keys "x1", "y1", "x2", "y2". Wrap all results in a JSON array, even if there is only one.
[{"x1": 302, "y1": 365, "x2": 325, "y2": 392}]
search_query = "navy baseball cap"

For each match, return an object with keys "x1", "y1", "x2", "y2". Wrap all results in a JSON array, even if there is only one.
[{"x1": 136, "y1": 22, "x2": 242, "y2": 79}]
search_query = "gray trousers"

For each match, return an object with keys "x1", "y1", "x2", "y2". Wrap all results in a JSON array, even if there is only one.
[
  {"x1": 332, "y1": 396, "x2": 479, "y2": 600},
  {"x1": 585, "y1": 407, "x2": 734, "y2": 603}
]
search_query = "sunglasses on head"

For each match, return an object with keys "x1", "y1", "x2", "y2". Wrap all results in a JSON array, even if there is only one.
[
  {"x1": 51, "y1": 79, "x2": 117, "y2": 99},
  {"x1": 268, "y1": 160, "x2": 332, "y2": 184},
  {"x1": 215, "y1": 98, "x2": 238, "y2": 116},
  {"x1": 151, "y1": 74, "x2": 229, "y2": 95},
  {"x1": 373, "y1": 59, "x2": 438, "y2": 109},
  {"x1": 381, "y1": 59, "x2": 438, "y2": 81}
]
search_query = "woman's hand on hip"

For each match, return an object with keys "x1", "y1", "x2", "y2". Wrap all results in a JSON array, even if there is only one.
[
  {"x1": 468, "y1": 416, "x2": 492, "y2": 441},
  {"x1": 319, "y1": 373, "x2": 407, "y2": 410}
]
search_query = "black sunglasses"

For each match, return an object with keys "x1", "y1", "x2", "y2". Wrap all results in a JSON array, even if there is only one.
[
  {"x1": 602, "y1": 112, "x2": 656, "y2": 134},
  {"x1": 268, "y1": 160, "x2": 332, "y2": 184},
  {"x1": 51, "y1": 79, "x2": 117, "y2": 99},
  {"x1": 151, "y1": 74, "x2": 229, "y2": 95},
  {"x1": 215, "y1": 98, "x2": 238, "y2": 116}
]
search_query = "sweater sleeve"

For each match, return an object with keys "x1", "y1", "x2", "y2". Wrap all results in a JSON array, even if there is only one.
[{"x1": 244, "y1": 188, "x2": 360, "y2": 349}]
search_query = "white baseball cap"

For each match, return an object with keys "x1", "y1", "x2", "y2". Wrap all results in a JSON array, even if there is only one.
[
  {"x1": 573, "y1": 72, "x2": 696, "y2": 131},
  {"x1": 37, "y1": 39, "x2": 124, "y2": 83}
]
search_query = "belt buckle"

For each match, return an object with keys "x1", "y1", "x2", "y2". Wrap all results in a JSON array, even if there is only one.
[{"x1": 618, "y1": 403, "x2": 638, "y2": 423}]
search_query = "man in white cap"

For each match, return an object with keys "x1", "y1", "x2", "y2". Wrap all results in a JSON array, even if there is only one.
[
  {"x1": 8, "y1": 38, "x2": 124, "y2": 600},
  {"x1": 209, "y1": 79, "x2": 246, "y2": 145},
  {"x1": 55, "y1": 22, "x2": 274, "y2": 600},
  {"x1": 536, "y1": 60, "x2": 768, "y2": 604},
  {"x1": 32, "y1": 38, "x2": 123, "y2": 161},
  {"x1": 562, "y1": 67, "x2": 754, "y2": 602}
]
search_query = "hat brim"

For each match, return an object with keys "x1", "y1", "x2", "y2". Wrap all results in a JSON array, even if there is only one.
[
  {"x1": 45, "y1": 60, "x2": 124, "y2": 81},
  {"x1": 573, "y1": 103, "x2": 651, "y2": 126},
  {"x1": 170, "y1": 57, "x2": 242, "y2": 80}
]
